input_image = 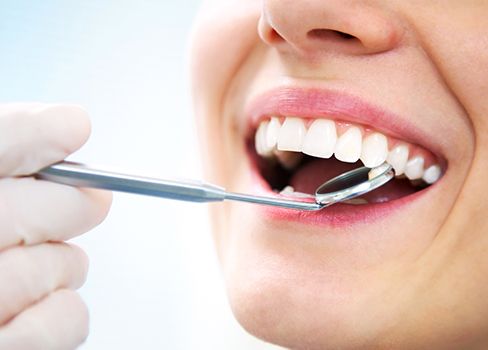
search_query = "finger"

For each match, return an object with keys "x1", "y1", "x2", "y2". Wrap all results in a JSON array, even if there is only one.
[
  {"x1": 0, "y1": 289, "x2": 89, "y2": 350},
  {"x1": 0, "y1": 103, "x2": 91, "y2": 177},
  {"x1": 0, "y1": 177, "x2": 112, "y2": 249},
  {"x1": 0, "y1": 243, "x2": 88, "y2": 326}
]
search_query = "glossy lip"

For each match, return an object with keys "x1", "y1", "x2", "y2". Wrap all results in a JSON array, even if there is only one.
[
  {"x1": 242, "y1": 87, "x2": 443, "y2": 227},
  {"x1": 245, "y1": 87, "x2": 444, "y2": 158}
]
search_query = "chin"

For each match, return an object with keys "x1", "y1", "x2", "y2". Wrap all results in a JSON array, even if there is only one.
[
  {"x1": 223, "y1": 238, "x2": 394, "y2": 350},
  {"x1": 203, "y1": 85, "x2": 462, "y2": 350}
]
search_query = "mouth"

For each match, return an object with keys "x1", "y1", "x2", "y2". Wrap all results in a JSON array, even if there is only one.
[{"x1": 244, "y1": 88, "x2": 446, "y2": 225}]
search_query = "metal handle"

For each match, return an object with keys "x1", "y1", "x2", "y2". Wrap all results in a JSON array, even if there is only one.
[
  {"x1": 37, "y1": 161, "x2": 324, "y2": 211},
  {"x1": 37, "y1": 161, "x2": 227, "y2": 203}
]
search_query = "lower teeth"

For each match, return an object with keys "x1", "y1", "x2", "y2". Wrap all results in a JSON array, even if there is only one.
[
  {"x1": 279, "y1": 186, "x2": 315, "y2": 199},
  {"x1": 342, "y1": 198, "x2": 369, "y2": 205},
  {"x1": 279, "y1": 186, "x2": 370, "y2": 205}
]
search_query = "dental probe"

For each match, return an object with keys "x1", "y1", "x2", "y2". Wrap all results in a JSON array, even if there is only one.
[{"x1": 36, "y1": 161, "x2": 394, "y2": 211}]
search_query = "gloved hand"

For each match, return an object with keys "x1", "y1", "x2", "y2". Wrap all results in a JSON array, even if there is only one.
[{"x1": 0, "y1": 103, "x2": 112, "y2": 349}]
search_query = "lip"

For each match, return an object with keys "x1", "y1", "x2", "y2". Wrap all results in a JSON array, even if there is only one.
[
  {"x1": 241, "y1": 86, "x2": 443, "y2": 228},
  {"x1": 245, "y1": 87, "x2": 443, "y2": 158}
]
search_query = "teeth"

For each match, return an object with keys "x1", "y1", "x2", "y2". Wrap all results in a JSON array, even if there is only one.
[
  {"x1": 265, "y1": 117, "x2": 281, "y2": 149},
  {"x1": 277, "y1": 117, "x2": 306, "y2": 152},
  {"x1": 279, "y1": 186, "x2": 314, "y2": 199},
  {"x1": 334, "y1": 126, "x2": 362, "y2": 163},
  {"x1": 360, "y1": 132, "x2": 388, "y2": 168},
  {"x1": 302, "y1": 119, "x2": 337, "y2": 158},
  {"x1": 342, "y1": 198, "x2": 369, "y2": 205},
  {"x1": 368, "y1": 162, "x2": 391, "y2": 180},
  {"x1": 255, "y1": 117, "x2": 441, "y2": 187},
  {"x1": 405, "y1": 156, "x2": 425, "y2": 180},
  {"x1": 387, "y1": 145, "x2": 409, "y2": 176},
  {"x1": 422, "y1": 165, "x2": 441, "y2": 184},
  {"x1": 280, "y1": 185, "x2": 295, "y2": 194}
]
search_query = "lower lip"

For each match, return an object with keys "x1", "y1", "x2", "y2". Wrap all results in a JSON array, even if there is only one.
[{"x1": 247, "y1": 154, "x2": 429, "y2": 229}]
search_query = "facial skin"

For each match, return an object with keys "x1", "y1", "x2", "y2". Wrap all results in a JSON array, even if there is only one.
[{"x1": 190, "y1": 1, "x2": 488, "y2": 349}]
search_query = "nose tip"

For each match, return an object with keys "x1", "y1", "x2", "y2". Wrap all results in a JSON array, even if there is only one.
[{"x1": 259, "y1": 0, "x2": 404, "y2": 56}]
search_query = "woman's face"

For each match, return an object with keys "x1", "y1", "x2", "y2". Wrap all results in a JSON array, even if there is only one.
[{"x1": 190, "y1": 1, "x2": 488, "y2": 348}]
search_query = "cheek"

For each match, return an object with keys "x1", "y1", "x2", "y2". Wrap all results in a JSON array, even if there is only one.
[
  {"x1": 190, "y1": 1, "x2": 261, "y2": 103},
  {"x1": 406, "y1": 5, "x2": 486, "y2": 134},
  {"x1": 189, "y1": 3, "x2": 261, "y2": 181},
  {"x1": 406, "y1": 4, "x2": 488, "y2": 259},
  {"x1": 189, "y1": 1, "x2": 262, "y2": 254}
]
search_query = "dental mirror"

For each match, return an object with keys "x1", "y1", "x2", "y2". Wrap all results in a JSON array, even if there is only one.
[
  {"x1": 314, "y1": 162, "x2": 394, "y2": 207},
  {"x1": 37, "y1": 161, "x2": 394, "y2": 212}
]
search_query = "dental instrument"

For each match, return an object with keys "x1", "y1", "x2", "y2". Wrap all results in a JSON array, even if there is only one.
[{"x1": 36, "y1": 161, "x2": 394, "y2": 211}]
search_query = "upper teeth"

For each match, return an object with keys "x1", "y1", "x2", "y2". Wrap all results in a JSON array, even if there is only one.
[
  {"x1": 277, "y1": 117, "x2": 306, "y2": 152},
  {"x1": 302, "y1": 119, "x2": 337, "y2": 158},
  {"x1": 255, "y1": 116, "x2": 443, "y2": 184},
  {"x1": 334, "y1": 126, "x2": 362, "y2": 163},
  {"x1": 386, "y1": 144, "x2": 409, "y2": 176}
]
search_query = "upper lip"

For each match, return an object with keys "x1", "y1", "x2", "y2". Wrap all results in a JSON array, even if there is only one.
[{"x1": 244, "y1": 87, "x2": 443, "y2": 158}]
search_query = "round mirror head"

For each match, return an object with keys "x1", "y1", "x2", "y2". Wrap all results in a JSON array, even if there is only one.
[{"x1": 314, "y1": 163, "x2": 394, "y2": 207}]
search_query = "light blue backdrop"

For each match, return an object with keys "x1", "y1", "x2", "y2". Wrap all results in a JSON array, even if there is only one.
[{"x1": 0, "y1": 2, "x2": 278, "y2": 349}]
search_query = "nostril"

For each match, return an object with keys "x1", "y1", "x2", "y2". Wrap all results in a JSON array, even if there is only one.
[
  {"x1": 308, "y1": 29, "x2": 358, "y2": 41},
  {"x1": 335, "y1": 31, "x2": 356, "y2": 40}
]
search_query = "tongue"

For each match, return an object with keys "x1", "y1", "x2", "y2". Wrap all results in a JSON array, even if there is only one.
[{"x1": 289, "y1": 158, "x2": 416, "y2": 203}]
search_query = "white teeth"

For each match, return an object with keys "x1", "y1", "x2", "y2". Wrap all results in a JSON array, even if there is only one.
[
  {"x1": 275, "y1": 150, "x2": 302, "y2": 170},
  {"x1": 387, "y1": 145, "x2": 409, "y2": 176},
  {"x1": 279, "y1": 186, "x2": 314, "y2": 199},
  {"x1": 405, "y1": 156, "x2": 425, "y2": 180},
  {"x1": 255, "y1": 117, "x2": 440, "y2": 187},
  {"x1": 302, "y1": 119, "x2": 337, "y2": 158},
  {"x1": 280, "y1": 185, "x2": 295, "y2": 194},
  {"x1": 334, "y1": 126, "x2": 362, "y2": 163},
  {"x1": 422, "y1": 165, "x2": 442, "y2": 184},
  {"x1": 265, "y1": 117, "x2": 281, "y2": 149},
  {"x1": 360, "y1": 132, "x2": 388, "y2": 168},
  {"x1": 368, "y1": 162, "x2": 391, "y2": 180},
  {"x1": 277, "y1": 117, "x2": 306, "y2": 152}
]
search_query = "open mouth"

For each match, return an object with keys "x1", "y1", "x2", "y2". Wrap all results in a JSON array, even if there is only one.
[{"x1": 250, "y1": 116, "x2": 444, "y2": 205}]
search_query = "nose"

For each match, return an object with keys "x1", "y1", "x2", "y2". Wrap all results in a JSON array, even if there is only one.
[{"x1": 258, "y1": 0, "x2": 404, "y2": 56}]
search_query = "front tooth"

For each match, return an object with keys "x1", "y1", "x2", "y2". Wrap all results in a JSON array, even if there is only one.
[
  {"x1": 265, "y1": 117, "x2": 281, "y2": 149},
  {"x1": 334, "y1": 126, "x2": 362, "y2": 163},
  {"x1": 422, "y1": 165, "x2": 441, "y2": 184},
  {"x1": 360, "y1": 132, "x2": 388, "y2": 168},
  {"x1": 277, "y1": 117, "x2": 306, "y2": 152},
  {"x1": 405, "y1": 156, "x2": 424, "y2": 180},
  {"x1": 387, "y1": 145, "x2": 409, "y2": 176},
  {"x1": 302, "y1": 119, "x2": 337, "y2": 158},
  {"x1": 255, "y1": 121, "x2": 271, "y2": 156}
]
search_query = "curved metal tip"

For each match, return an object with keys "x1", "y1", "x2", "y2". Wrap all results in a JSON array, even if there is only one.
[{"x1": 314, "y1": 163, "x2": 394, "y2": 207}]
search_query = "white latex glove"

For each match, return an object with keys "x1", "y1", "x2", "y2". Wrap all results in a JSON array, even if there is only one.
[{"x1": 0, "y1": 103, "x2": 112, "y2": 350}]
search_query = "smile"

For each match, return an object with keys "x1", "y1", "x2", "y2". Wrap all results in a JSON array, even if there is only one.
[{"x1": 243, "y1": 87, "x2": 448, "y2": 226}]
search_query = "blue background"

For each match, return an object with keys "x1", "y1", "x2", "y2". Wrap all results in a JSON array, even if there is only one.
[{"x1": 0, "y1": 1, "x2": 278, "y2": 349}]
